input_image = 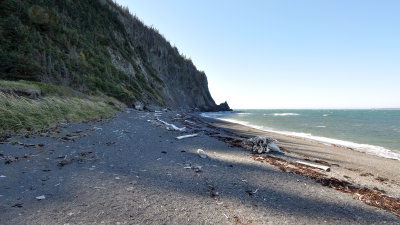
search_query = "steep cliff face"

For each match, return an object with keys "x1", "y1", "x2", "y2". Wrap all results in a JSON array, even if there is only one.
[
  {"x1": 0, "y1": 0, "x2": 229, "y2": 111},
  {"x1": 100, "y1": 0, "x2": 218, "y2": 111}
]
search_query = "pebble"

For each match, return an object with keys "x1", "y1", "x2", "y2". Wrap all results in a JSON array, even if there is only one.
[
  {"x1": 197, "y1": 149, "x2": 207, "y2": 158},
  {"x1": 36, "y1": 195, "x2": 45, "y2": 200}
]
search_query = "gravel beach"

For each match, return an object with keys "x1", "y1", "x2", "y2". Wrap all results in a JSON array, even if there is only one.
[{"x1": 0, "y1": 109, "x2": 399, "y2": 224}]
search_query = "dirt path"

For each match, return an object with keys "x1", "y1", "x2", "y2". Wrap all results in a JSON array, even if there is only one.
[{"x1": 0, "y1": 110, "x2": 399, "y2": 224}]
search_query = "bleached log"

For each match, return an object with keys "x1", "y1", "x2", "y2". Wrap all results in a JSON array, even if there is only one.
[
  {"x1": 176, "y1": 134, "x2": 198, "y2": 140},
  {"x1": 246, "y1": 136, "x2": 281, "y2": 153},
  {"x1": 157, "y1": 118, "x2": 186, "y2": 132},
  {"x1": 268, "y1": 142, "x2": 281, "y2": 152},
  {"x1": 295, "y1": 160, "x2": 331, "y2": 172}
]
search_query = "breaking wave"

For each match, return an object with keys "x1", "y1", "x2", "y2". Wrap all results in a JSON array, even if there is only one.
[{"x1": 271, "y1": 113, "x2": 300, "y2": 116}]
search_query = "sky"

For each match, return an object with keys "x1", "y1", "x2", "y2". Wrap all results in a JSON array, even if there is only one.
[{"x1": 115, "y1": 0, "x2": 400, "y2": 109}]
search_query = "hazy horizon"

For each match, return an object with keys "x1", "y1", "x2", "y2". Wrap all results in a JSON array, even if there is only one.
[{"x1": 116, "y1": 0, "x2": 400, "y2": 109}]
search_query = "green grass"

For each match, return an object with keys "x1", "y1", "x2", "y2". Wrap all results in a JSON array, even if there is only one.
[
  {"x1": 0, "y1": 80, "x2": 120, "y2": 137},
  {"x1": 0, "y1": 80, "x2": 41, "y2": 92}
]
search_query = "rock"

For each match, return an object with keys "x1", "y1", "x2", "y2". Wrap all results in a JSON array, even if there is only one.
[
  {"x1": 134, "y1": 101, "x2": 144, "y2": 111},
  {"x1": 193, "y1": 165, "x2": 203, "y2": 173},
  {"x1": 210, "y1": 190, "x2": 219, "y2": 197},
  {"x1": 214, "y1": 101, "x2": 232, "y2": 111},
  {"x1": 35, "y1": 195, "x2": 45, "y2": 200},
  {"x1": 197, "y1": 149, "x2": 207, "y2": 159}
]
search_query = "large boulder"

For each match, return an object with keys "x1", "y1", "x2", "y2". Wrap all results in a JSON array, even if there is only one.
[{"x1": 134, "y1": 101, "x2": 144, "y2": 110}]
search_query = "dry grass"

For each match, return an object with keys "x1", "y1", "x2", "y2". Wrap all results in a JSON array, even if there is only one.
[{"x1": 0, "y1": 80, "x2": 120, "y2": 136}]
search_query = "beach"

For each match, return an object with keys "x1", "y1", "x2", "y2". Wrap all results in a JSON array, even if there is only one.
[
  {"x1": 0, "y1": 109, "x2": 399, "y2": 224},
  {"x1": 202, "y1": 115, "x2": 400, "y2": 198}
]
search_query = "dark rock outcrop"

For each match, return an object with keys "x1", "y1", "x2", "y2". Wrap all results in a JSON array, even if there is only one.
[{"x1": 214, "y1": 101, "x2": 232, "y2": 112}]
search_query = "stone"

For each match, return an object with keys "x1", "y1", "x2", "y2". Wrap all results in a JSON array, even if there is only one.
[
  {"x1": 134, "y1": 101, "x2": 144, "y2": 111},
  {"x1": 197, "y1": 149, "x2": 207, "y2": 159}
]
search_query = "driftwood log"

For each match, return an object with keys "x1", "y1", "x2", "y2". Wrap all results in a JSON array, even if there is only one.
[
  {"x1": 157, "y1": 118, "x2": 186, "y2": 132},
  {"x1": 246, "y1": 136, "x2": 281, "y2": 153}
]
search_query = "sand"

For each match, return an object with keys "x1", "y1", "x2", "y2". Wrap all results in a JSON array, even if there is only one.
[{"x1": 0, "y1": 110, "x2": 399, "y2": 224}]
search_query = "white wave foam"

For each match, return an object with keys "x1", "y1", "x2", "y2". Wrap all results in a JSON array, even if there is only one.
[
  {"x1": 271, "y1": 113, "x2": 300, "y2": 116},
  {"x1": 200, "y1": 112, "x2": 231, "y2": 118},
  {"x1": 208, "y1": 117, "x2": 400, "y2": 161},
  {"x1": 316, "y1": 126, "x2": 326, "y2": 128},
  {"x1": 323, "y1": 114, "x2": 329, "y2": 117}
]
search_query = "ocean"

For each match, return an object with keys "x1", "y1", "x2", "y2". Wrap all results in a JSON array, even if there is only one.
[{"x1": 201, "y1": 109, "x2": 400, "y2": 160}]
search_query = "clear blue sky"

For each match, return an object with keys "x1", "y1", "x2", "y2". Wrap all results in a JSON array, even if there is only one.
[{"x1": 115, "y1": 0, "x2": 400, "y2": 109}]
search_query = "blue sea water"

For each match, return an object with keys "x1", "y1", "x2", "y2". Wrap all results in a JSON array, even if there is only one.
[{"x1": 201, "y1": 109, "x2": 400, "y2": 160}]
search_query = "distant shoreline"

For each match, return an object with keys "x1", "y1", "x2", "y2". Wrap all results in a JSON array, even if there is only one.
[
  {"x1": 201, "y1": 110, "x2": 400, "y2": 161},
  {"x1": 198, "y1": 113, "x2": 400, "y2": 199}
]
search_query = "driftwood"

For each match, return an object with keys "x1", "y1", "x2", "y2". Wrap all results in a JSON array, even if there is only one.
[
  {"x1": 253, "y1": 155, "x2": 400, "y2": 217},
  {"x1": 246, "y1": 136, "x2": 281, "y2": 153},
  {"x1": 157, "y1": 118, "x2": 186, "y2": 132},
  {"x1": 295, "y1": 160, "x2": 331, "y2": 172},
  {"x1": 176, "y1": 134, "x2": 198, "y2": 140}
]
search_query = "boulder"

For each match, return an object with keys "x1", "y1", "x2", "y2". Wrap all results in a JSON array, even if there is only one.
[{"x1": 134, "y1": 101, "x2": 144, "y2": 111}]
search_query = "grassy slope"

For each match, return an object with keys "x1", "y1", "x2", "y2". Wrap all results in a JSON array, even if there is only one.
[{"x1": 0, "y1": 80, "x2": 120, "y2": 137}]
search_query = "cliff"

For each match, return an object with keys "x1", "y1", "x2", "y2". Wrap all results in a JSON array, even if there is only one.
[{"x1": 0, "y1": 0, "x2": 230, "y2": 111}]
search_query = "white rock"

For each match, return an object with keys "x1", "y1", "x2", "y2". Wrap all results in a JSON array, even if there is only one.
[
  {"x1": 126, "y1": 187, "x2": 134, "y2": 191},
  {"x1": 134, "y1": 101, "x2": 144, "y2": 110},
  {"x1": 197, "y1": 149, "x2": 207, "y2": 159},
  {"x1": 36, "y1": 195, "x2": 45, "y2": 200}
]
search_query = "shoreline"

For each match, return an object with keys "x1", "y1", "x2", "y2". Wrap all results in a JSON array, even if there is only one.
[
  {"x1": 200, "y1": 112, "x2": 400, "y2": 161},
  {"x1": 197, "y1": 114, "x2": 400, "y2": 199}
]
